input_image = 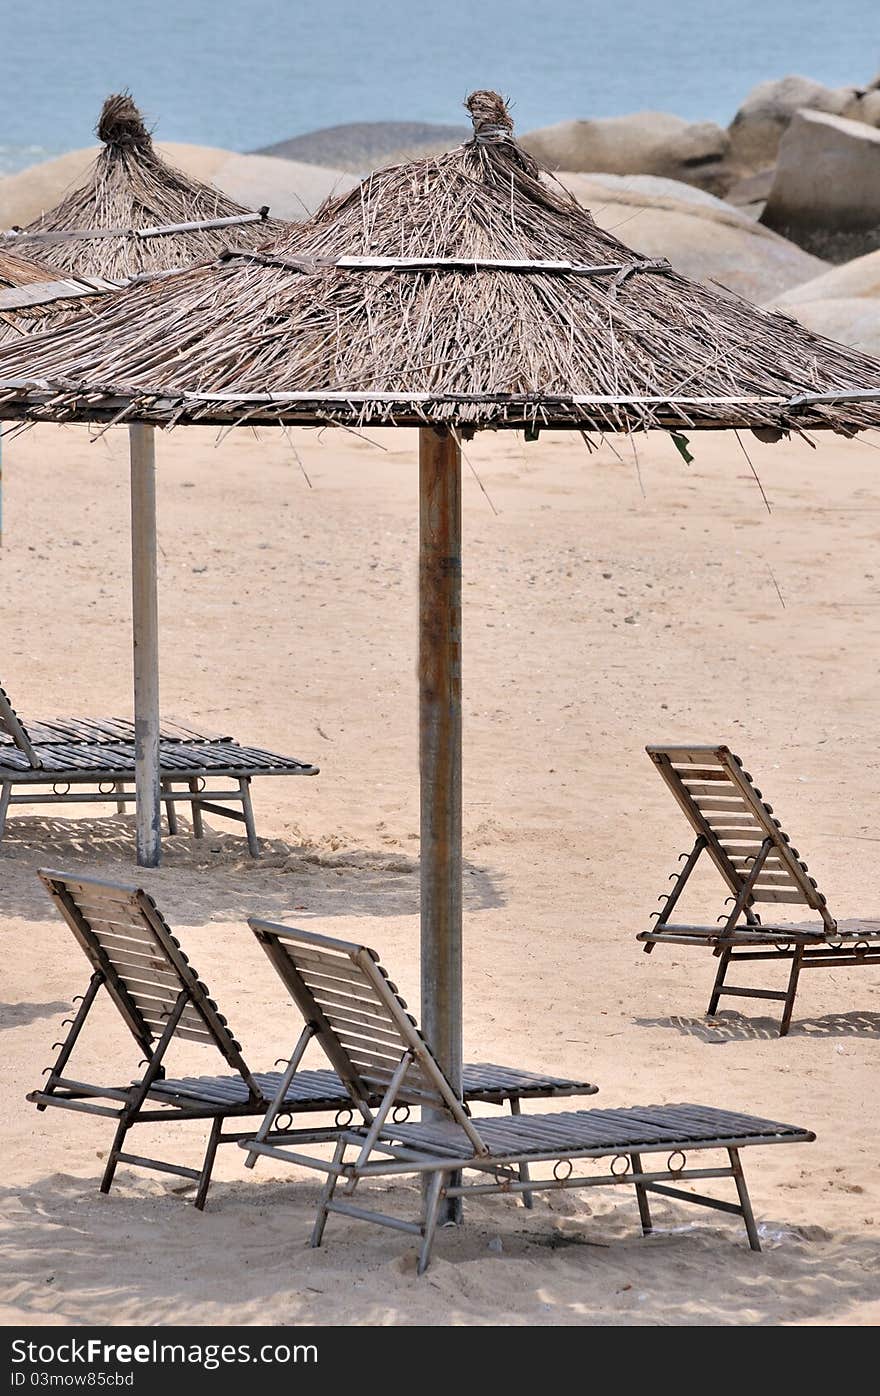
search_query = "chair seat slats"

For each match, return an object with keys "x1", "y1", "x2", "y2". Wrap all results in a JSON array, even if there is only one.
[
  {"x1": 385, "y1": 1103, "x2": 810, "y2": 1160},
  {"x1": 0, "y1": 738, "x2": 316, "y2": 777},
  {"x1": 149, "y1": 1063, "x2": 598, "y2": 1110}
]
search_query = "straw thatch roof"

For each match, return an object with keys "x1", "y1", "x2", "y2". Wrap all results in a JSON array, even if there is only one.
[
  {"x1": 1, "y1": 91, "x2": 879, "y2": 435},
  {"x1": 0, "y1": 246, "x2": 117, "y2": 344},
  {"x1": 3, "y1": 94, "x2": 286, "y2": 279}
]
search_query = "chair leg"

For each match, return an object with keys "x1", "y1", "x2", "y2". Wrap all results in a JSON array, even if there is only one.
[
  {"x1": 114, "y1": 781, "x2": 126, "y2": 815},
  {"x1": 239, "y1": 777, "x2": 259, "y2": 858},
  {"x1": 188, "y1": 778, "x2": 204, "y2": 838},
  {"x1": 0, "y1": 782, "x2": 9, "y2": 843},
  {"x1": 728, "y1": 1147, "x2": 760, "y2": 1252},
  {"x1": 630, "y1": 1152, "x2": 653, "y2": 1236},
  {"x1": 310, "y1": 1139, "x2": 346, "y2": 1249},
  {"x1": 707, "y1": 945, "x2": 733, "y2": 1015},
  {"x1": 779, "y1": 946, "x2": 804, "y2": 1037},
  {"x1": 418, "y1": 1171, "x2": 447, "y2": 1276},
  {"x1": 194, "y1": 1117, "x2": 224, "y2": 1211},
  {"x1": 100, "y1": 1119, "x2": 129, "y2": 1195},
  {"x1": 509, "y1": 1098, "x2": 533, "y2": 1208},
  {"x1": 162, "y1": 781, "x2": 179, "y2": 835}
]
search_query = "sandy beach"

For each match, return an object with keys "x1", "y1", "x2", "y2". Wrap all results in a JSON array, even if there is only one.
[{"x1": 0, "y1": 420, "x2": 877, "y2": 1325}]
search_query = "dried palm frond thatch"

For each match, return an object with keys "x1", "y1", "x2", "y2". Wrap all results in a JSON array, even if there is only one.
[
  {"x1": 0, "y1": 246, "x2": 118, "y2": 343},
  {"x1": 1, "y1": 90, "x2": 879, "y2": 435},
  {"x1": 4, "y1": 94, "x2": 286, "y2": 279}
]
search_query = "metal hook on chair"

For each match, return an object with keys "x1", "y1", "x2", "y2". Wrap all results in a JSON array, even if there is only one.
[
  {"x1": 61, "y1": 1018, "x2": 74, "y2": 1027},
  {"x1": 51, "y1": 1042, "x2": 65, "y2": 1051},
  {"x1": 41, "y1": 1067, "x2": 53, "y2": 1076},
  {"x1": 72, "y1": 995, "x2": 84, "y2": 1005}
]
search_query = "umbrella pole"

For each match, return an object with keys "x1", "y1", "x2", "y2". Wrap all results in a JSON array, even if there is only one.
[
  {"x1": 129, "y1": 422, "x2": 161, "y2": 867},
  {"x1": 419, "y1": 426, "x2": 463, "y2": 1221}
]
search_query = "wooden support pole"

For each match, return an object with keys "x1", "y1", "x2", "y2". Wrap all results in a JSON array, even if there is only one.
[
  {"x1": 129, "y1": 422, "x2": 161, "y2": 867},
  {"x1": 419, "y1": 427, "x2": 463, "y2": 1223}
]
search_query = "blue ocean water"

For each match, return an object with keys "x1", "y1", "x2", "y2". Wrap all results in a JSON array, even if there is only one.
[{"x1": 0, "y1": 0, "x2": 877, "y2": 172}]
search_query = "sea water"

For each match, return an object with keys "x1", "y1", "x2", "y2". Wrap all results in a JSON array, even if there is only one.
[{"x1": 0, "y1": 0, "x2": 877, "y2": 172}]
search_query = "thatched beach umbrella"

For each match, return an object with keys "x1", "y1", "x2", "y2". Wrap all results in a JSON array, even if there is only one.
[
  {"x1": 1, "y1": 91, "x2": 880, "y2": 1129},
  {"x1": 4, "y1": 94, "x2": 286, "y2": 279},
  {"x1": 0, "y1": 94, "x2": 289, "y2": 542}
]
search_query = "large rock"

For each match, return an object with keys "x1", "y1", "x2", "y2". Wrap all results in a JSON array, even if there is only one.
[
  {"x1": 766, "y1": 296, "x2": 880, "y2": 356},
  {"x1": 761, "y1": 109, "x2": 880, "y2": 260},
  {"x1": 727, "y1": 74, "x2": 856, "y2": 173},
  {"x1": 520, "y1": 112, "x2": 732, "y2": 193},
  {"x1": 766, "y1": 237, "x2": 880, "y2": 353},
  {"x1": 254, "y1": 121, "x2": 470, "y2": 172},
  {"x1": 557, "y1": 171, "x2": 826, "y2": 301},
  {"x1": 0, "y1": 144, "x2": 355, "y2": 228},
  {"x1": 842, "y1": 89, "x2": 880, "y2": 127},
  {"x1": 202, "y1": 153, "x2": 357, "y2": 219},
  {"x1": 772, "y1": 247, "x2": 880, "y2": 306}
]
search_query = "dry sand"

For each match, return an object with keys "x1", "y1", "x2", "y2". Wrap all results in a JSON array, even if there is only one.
[{"x1": 1, "y1": 422, "x2": 879, "y2": 1326}]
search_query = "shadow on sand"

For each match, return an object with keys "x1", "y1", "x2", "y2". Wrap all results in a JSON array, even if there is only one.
[
  {"x1": 635, "y1": 1010, "x2": 880, "y2": 1043},
  {"x1": 1, "y1": 1170, "x2": 879, "y2": 1326},
  {"x1": 0, "y1": 1001, "x2": 70, "y2": 1032},
  {"x1": 0, "y1": 814, "x2": 505, "y2": 924}
]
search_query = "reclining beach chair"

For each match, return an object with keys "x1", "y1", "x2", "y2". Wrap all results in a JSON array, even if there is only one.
[
  {"x1": 30, "y1": 870, "x2": 598, "y2": 1209},
  {"x1": 241, "y1": 920, "x2": 814, "y2": 1273},
  {"x1": 638, "y1": 744, "x2": 880, "y2": 1034},
  {"x1": 0, "y1": 681, "x2": 317, "y2": 856}
]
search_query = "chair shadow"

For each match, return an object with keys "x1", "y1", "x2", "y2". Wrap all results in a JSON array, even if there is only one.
[
  {"x1": 635, "y1": 1010, "x2": 880, "y2": 1043},
  {"x1": 2, "y1": 1171, "x2": 880, "y2": 1325},
  {"x1": 0, "y1": 814, "x2": 505, "y2": 924},
  {"x1": 0, "y1": 1001, "x2": 70, "y2": 1032}
]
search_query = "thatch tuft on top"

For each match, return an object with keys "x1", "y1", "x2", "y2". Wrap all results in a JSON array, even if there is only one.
[
  {"x1": 3, "y1": 93, "x2": 287, "y2": 279},
  {"x1": 0, "y1": 89, "x2": 879, "y2": 435},
  {"x1": 96, "y1": 92, "x2": 154, "y2": 149}
]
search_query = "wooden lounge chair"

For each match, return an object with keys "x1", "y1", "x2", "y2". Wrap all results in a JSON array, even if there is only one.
[
  {"x1": 0, "y1": 681, "x2": 318, "y2": 856},
  {"x1": 29, "y1": 870, "x2": 598, "y2": 1209},
  {"x1": 241, "y1": 920, "x2": 814, "y2": 1273},
  {"x1": 637, "y1": 744, "x2": 880, "y2": 1034}
]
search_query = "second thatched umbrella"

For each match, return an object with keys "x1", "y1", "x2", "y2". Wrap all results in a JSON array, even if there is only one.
[
  {"x1": 2, "y1": 93, "x2": 286, "y2": 280},
  {"x1": 1, "y1": 90, "x2": 880, "y2": 1139}
]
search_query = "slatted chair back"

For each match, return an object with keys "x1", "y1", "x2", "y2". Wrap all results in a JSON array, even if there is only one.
[
  {"x1": 647, "y1": 744, "x2": 836, "y2": 930},
  {"x1": 248, "y1": 920, "x2": 487, "y2": 1150},
  {"x1": 39, "y1": 869, "x2": 259, "y2": 1089},
  {"x1": 0, "y1": 682, "x2": 41, "y2": 767}
]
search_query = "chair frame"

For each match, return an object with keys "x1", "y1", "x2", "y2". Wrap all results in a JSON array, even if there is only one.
[
  {"x1": 31, "y1": 871, "x2": 597, "y2": 1209},
  {"x1": 638, "y1": 744, "x2": 880, "y2": 1034},
  {"x1": 242, "y1": 920, "x2": 813, "y2": 1273}
]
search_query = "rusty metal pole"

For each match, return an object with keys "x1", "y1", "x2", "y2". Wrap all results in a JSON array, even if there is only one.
[{"x1": 419, "y1": 426, "x2": 463, "y2": 1221}]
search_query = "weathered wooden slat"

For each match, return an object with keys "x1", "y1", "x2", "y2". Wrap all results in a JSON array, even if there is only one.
[
  {"x1": 751, "y1": 888, "x2": 811, "y2": 904},
  {"x1": 676, "y1": 770, "x2": 735, "y2": 783},
  {"x1": 309, "y1": 983, "x2": 403, "y2": 1019},
  {"x1": 320, "y1": 1007, "x2": 409, "y2": 1048}
]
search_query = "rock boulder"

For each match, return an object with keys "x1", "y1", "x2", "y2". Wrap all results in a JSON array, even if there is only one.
[
  {"x1": 520, "y1": 112, "x2": 732, "y2": 193},
  {"x1": 761, "y1": 109, "x2": 880, "y2": 260},
  {"x1": 557, "y1": 171, "x2": 826, "y2": 301},
  {"x1": 727, "y1": 75, "x2": 855, "y2": 173}
]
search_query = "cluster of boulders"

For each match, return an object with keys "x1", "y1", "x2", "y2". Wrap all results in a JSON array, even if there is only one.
[{"x1": 520, "y1": 71, "x2": 880, "y2": 262}]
